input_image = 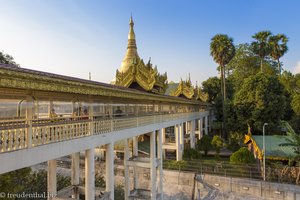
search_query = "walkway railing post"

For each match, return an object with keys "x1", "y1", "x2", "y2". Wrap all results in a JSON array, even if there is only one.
[{"x1": 25, "y1": 97, "x2": 33, "y2": 148}]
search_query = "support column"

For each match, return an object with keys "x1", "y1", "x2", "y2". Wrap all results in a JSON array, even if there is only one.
[
  {"x1": 175, "y1": 125, "x2": 181, "y2": 161},
  {"x1": 106, "y1": 143, "x2": 114, "y2": 200},
  {"x1": 190, "y1": 120, "x2": 195, "y2": 149},
  {"x1": 161, "y1": 128, "x2": 166, "y2": 159},
  {"x1": 150, "y1": 131, "x2": 157, "y2": 200},
  {"x1": 209, "y1": 110, "x2": 213, "y2": 132},
  {"x1": 47, "y1": 160, "x2": 57, "y2": 199},
  {"x1": 157, "y1": 129, "x2": 164, "y2": 199},
  {"x1": 185, "y1": 121, "x2": 189, "y2": 134},
  {"x1": 132, "y1": 136, "x2": 139, "y2": 189},
  {"x1": 85, "y1": 149, "x2": 95, "y2": 200},
  {"x1": 71, "y1": 152, "x2": 80, "y2": 199},
  {"x1": 199, "y1": 118, "x2": 203, "y2": 139},
  {"x1": 179, "y1": 123, "x2": 184, "y2": 160},
  {"x1": 205, "y1": 116, "x2": 208, "y2": 135},
  {"x1": 124, "y1": 139, "x2": 130, "y2": 200}
]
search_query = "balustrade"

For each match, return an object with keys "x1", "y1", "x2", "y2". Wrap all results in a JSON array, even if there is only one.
[{"x1": 0, "y1": 112, "x2": 205, "y2": 153}]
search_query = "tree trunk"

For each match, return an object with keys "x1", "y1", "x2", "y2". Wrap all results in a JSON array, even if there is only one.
[
  {"x1": 260, "y1": 58, "x2": 263, "y2": 73},
  {"x1": 220, "y1": 65, "x2": 226, "y2": 139},
  {"x1": 278, "y1": 59, "x2": 281, "y2": 77}
]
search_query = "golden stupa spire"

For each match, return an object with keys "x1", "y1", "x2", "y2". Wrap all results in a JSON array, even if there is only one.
[{"x1": 119, "y1": 15, "x2": 140, "y2": 73}]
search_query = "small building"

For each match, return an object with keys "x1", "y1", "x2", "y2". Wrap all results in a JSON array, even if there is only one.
[{"x1": 244, "y1": 134, "x2": 297, "y2": 161}]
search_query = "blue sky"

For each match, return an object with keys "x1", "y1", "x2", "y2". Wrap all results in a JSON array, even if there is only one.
[{"x1": 0, "y1": 0, "x2": 299, "y2": 85}]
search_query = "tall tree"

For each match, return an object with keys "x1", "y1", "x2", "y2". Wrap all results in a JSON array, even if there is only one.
[
  {"x1": 0, "y1": 51, "x2": 18, "y2": 66},
  {"x1": 234, "y1": 73, "x2": 286, "y2": 134},
  {"x1": 210, "y1": 34, "x2": 235, "y2": 139},
  {"x1": 251, "y1": 31, "x2": 272, "y2": 73},
  {"x1": 269, "y1": 34, "x2": 288, "y2": 76}
]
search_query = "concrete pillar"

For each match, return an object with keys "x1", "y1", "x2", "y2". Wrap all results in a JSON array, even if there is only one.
[
  {"x1": 179, "y1": 123, "x2": 184, "y2": 159},
  {"x1": 71, "y1": 152, "x2": 80, "y2": 199},
  {"x1": 150, "y1": 131, "x2": 157, "y2": 200},
  {"x1": 190, "y1": 120, "x2": 195, "y2": 149},
  {"x1": 161, "y1": 128, "x2": 166, "y2": 159},
  {"x1": 85, "y1": 148, "x2": 95, "y2": 200},
  {"x1": 106, "y1": 143, "x2": 114, "y2": 200},
  {"x1": 185, "y1": 121, "x2": 189, "y2": 134},
  {"x1": 124, "y1": 139, "x2": 130, "y2": 200},
  {"x1": 132, "y1": 136, "x2": 139, "y2": 189},
  {"x1": 175, "y1": 125, "x2": 181, "y2": 161},
  {"x1": 199, "y1": 118, "x2": 203, "y2": 139},
  {"x1": 157, "y1": 129, "x2": 164, "y2": 199},
  {"x1": 205, "y1": 116, "x2": 208, "y2": 135},
  {"x1": 47, "y1": 159, "x2": 57, "y2": 199},
  {"x1": 209, "y1": 110, "x2": 213, "y2": 132}
]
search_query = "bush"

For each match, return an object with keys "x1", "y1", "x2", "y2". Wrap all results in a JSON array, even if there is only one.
[
  {"x1": 211, "y1": 135, "x2": 223, "y2": 156},
  {"x1": 183, "y1": 148, "x2": 202, "y2": 160},
  {"x1": 114, "y1": 184, "x2": 125, "y2": 200},
  {"x1": 164, "y1": 160, "x2": 188, "y2": 170},
  {"x1": 227, "y1": 132, "x2": 244, "y2": 152},
  {"x1": 197, "y1": 135, "x2": 212, "y2": 156},
  {"x1": 230, "y1": 147, "x2": 256, "y2": 164}
]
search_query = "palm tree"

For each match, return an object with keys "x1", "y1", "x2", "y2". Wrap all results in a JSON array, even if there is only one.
[
  {"x1": 269, "y1": 34, "x2": 288, "y2": 76},
  {"x1": 251, "y1": 31, "x2": 272, "y2": 73},
  {"x1": 210, "y1": 34, "x2": 235, "y2": 139}
]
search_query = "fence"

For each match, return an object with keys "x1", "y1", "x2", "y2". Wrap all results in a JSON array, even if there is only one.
[{"x1": 163, "y1": 159, "x2": 300, "y2": 185}]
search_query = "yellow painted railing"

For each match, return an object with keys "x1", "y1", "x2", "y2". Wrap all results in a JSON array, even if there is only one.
[{"x1": 0, "y1": 112, "x2": 205, "y2": 153}]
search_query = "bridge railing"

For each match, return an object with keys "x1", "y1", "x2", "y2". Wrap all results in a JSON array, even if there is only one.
[{"x1": 0, "y1": 112, "x2": 206, "y2": 153}]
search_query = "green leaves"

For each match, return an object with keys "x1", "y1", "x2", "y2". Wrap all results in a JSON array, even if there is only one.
[
  {"x1": 230, "y1": 147, "x2": 256, "y2": 164},
  {"x1": 233, "y1": 73, "x2": 286, "y2": 133},
  {"x1": 210, "y1": 34, "x2": 235, "y2": 67}
]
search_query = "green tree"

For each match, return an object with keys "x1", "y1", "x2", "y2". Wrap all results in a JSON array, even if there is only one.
[
  {"x1": 0, "y1": 51, "x2": 18, "y2": 66},
  {"x1": 211, "y1": 135, "x2": 223, "y2": 157},
  {"x1": 210, "y1": 34, "x2": 235, "y2": 139},
  {"x1": 234, "y1": 73, "x2": 286, "y2": 134},
  {"x1": 230, "y1": 147, "x2": 256, "y2": 164},
  {"x1": 197, "y1": 135, "x2": 212, "y2": 156},
  {"x1": 201, "y1": 76, "x2": 221, "y2": 103},
  {"x1": 0, "y1": 168, "x2": 31, "y2": 198},
  {"x1": 269, "y1": 34, "x2": 288, "y2": 76},
  {"x1": 251, "y1": 31, "x2": 272, "y2": 73}
]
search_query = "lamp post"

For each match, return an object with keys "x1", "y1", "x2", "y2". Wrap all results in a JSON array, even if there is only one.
[{"x1": 263, "y1": 123, "x2": 268, "y2": 181}]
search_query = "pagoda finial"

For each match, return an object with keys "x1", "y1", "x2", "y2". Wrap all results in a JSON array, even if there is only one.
[
  {"x1": 130, "y1": 13, "x2": 134, "y2": 26},
  {"x1": 119, "y1": 14, "x2": 140, "y2": 73}
]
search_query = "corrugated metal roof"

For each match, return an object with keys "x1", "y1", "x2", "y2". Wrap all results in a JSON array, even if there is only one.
[{"x1": 252, "y1": 135, "x2": 296, "y2": 158}]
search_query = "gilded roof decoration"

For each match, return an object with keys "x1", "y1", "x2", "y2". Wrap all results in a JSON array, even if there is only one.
[
  {"x1": 0, "y1": 64, "x2": 201, "y2": 105},
  {"x1": 115, "y1": 17, "x2": 167, "y2": 94},
  {"x1": 194, "y1": 83, "x2": 209, "y2": 102},
  {"x1": 170, "y1": 76, "x2": 195, "y2": 99}
]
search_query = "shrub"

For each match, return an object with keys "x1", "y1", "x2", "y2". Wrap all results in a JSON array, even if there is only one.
[
  {"x1": 230, "y1": 147, "x2": 256, "y2": 164},
  {"x1": 211, "y1": 135, "x2": 223, "y2": 156},
  {"x1": 183, "y1": 148, "x2": 202, "y2": 160},
  {"x1": 197, "y1": 135, "x2": 212, "y2": 156},
  {"x1": 164, "y1": 160, "x2": 188, "y2": 170}
]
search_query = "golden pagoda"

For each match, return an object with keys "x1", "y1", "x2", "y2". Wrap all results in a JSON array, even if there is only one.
[{"x1": 115, "y1": 16, "x2": 167, "y2": 94}]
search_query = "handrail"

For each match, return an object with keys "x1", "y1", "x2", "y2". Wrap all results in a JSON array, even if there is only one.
[{"x1": 0, "y1": 111, "x2": 208, "y2": 153}]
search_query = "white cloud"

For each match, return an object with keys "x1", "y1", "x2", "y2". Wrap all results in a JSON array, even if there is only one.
[{"x1": 294, "y1": 61, "x2": 300, "y2": 74}]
